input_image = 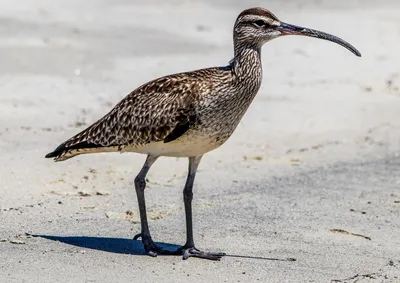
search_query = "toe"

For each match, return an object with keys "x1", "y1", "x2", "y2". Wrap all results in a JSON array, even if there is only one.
[
  {"x1": 181, "y1": 247, "x2": 225, "y2": 261},
  {"x1": 133, "y1": 233, "x2": 142, "y2": 240},
  {"x1": 209, "y1": 253, "x2": 226, "y2": 257},
  {"x1": 142, "y1": 237, "x2": 176, "y2": 256},
  {"x1": 147, "y1": 250, "x2": 158, "y2": 257}
]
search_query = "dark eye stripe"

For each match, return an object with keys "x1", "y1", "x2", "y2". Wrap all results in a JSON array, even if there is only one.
[{"x1": 253, "y1": 20, "x2": 267, "y2": 27}]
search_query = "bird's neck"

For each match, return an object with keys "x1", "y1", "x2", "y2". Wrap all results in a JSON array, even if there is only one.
[{"x1": 231, "y1": 43, "x2": 262, "y2": 78}]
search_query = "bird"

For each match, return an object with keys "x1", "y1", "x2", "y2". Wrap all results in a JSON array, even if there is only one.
[{"x1": 46, "y1": 7, "x2": 361, "y2": 261}]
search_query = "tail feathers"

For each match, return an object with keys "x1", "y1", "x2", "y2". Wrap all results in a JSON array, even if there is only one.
[{"x1": 45, "y1": 141, "x2": 106, "y2": 161}]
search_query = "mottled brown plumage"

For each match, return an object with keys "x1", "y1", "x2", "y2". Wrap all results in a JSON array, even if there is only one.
[
  {"x1": 48, "y1": 71, "x2": 218, "y2": 160},
  {"x1": 46, "y1": 62, "x2": 261, "y2": 160},
  {"x1": 46, "y1": 7, "x2": 361, "y2": 260}
]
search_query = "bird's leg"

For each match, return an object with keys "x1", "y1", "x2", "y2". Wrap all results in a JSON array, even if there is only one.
[
  {"x1": 133, "y1": 155, "x2": 171, "y2": 257},
  {"x1": 177, "y1": 155, "x2": 226, "y2": 261}
]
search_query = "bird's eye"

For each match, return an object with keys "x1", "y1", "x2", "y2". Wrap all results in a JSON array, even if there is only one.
[{"x1": 253, "y1": 20, "x2": 267, "y2": 28}]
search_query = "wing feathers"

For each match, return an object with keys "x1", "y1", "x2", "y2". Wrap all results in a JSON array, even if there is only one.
[{"x1": 45, "y1": 71, "x2": 213, "y2": 160}]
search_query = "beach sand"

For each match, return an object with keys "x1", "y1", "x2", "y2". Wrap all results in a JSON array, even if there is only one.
[{"x1": 1, "y1": 0, "x2": 400, "y2": 282}]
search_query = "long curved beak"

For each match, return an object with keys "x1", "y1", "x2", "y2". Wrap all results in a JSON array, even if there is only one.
[{"x1": 278, "y1": 22, "x2": 361, "y2": 57}]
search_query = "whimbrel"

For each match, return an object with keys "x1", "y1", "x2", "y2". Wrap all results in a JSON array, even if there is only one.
[{"x1": 46, "y1": 7, "x2": 361, "y2": 260}]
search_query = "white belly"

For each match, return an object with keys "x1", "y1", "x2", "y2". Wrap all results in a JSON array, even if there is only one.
[{"x1": 123, "y1": 131, "x2": 224, "y2": 157}]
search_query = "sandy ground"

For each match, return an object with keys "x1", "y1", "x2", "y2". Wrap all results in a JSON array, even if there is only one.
[{"x1": 1, "y1": 0, "x2": 400, "y2": 282}]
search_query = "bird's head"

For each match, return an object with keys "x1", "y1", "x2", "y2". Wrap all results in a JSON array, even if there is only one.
[{"x1": 234, "y1": 7, "x2": 361, "y2": 57}]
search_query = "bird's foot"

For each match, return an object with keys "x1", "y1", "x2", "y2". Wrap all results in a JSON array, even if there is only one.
[
  {"x1": 178, "y1": 245, "x2": 226, "y2": 261},
  {"x1": 133, "y1": 233, "x2": 173, "y2": 257}
]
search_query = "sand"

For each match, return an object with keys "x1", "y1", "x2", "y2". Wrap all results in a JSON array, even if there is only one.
[{"x1": 1, "y1": 0, "x2": 400, "y2": 282}]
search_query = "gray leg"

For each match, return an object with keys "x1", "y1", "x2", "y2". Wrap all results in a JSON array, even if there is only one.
[
  {"x1": 178, "y1": 155, "x2": 226, "y2": 260},
  {"x1": 133, "y1": 155, "x2": 172, "y2": 257}
]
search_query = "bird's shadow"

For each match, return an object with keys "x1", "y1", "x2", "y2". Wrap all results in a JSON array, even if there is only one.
[
  {"x1": 29, "y1": 234, "x2": 296, "y2": 262},
  {"x1": 29, "y1": 234, "x2": 176, "y2": 256}
]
